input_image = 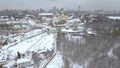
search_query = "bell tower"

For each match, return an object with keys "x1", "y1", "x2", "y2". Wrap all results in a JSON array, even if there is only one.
[{"x1": 53, "y1": 6, "x2": 57, "y2": 17}]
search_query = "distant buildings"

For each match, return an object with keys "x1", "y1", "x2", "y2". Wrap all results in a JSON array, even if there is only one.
[{"x1": 38, "y1": 13, "x2": 53, "y2": 18}]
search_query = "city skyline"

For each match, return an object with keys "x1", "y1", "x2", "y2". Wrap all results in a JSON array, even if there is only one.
[{"x1": 0, "y1": 0, "x2": 120, "y2": 10}]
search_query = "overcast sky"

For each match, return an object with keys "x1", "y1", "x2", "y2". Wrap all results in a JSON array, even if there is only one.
[{"x1": 0, "y1": 0, "x2": 120, "y2": 10}]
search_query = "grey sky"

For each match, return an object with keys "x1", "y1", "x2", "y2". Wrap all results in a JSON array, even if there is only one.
[{"x1": 0, "y1": 0, "x2": 120, "y2": 10}]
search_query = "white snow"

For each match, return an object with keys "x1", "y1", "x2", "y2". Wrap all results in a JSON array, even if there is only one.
[
  {"x1": 39, "y1": 13, "x2": 53, "y2": 16},
  {"x1": 46, "y1": 52, "x2": 64, "y2": 68},
  {"x1": 29, "y1": 34, "x2": 55, "y2": 52},
  {"x1": 0, "y1": 30, "x2": 56, "y2": 66},
  {"x1": 2, "y1": 29, "x2": 43, "y2": 50},
  {"x1": 8, "y1": 33, "x2": 47, "y2": 54},
  {"x1": 70, "y1": 63, "x2": 83, "y2": 68},
  {"x1": 17, "y1": 58, "x2": 31, "y2": 64},
  {"x1": 2, "y1": 60, "x2": 16, "y2": 68},
  {"x1": 62, "y1": 28, "x2": 79, "y2": 33},
  {"x1": 27, "y1": 19, "x2": 36, "y2": 26},
  {"x1": 67, "y1": 18, "x2": 80, "y2": 23},
  {"x1": 107, "y1": 16, "x2": 120, "y2": 20},
  {"x1": 86, "y1": 28, "x2": 96, "y2": 35}
]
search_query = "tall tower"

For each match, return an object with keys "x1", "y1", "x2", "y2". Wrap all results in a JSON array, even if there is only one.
[
  {"x1": 60, "y1": 8, "x2": 65, "y2": 18},
  {"x1": 53, "y1": 6, "x2": 57, "y2": 17}
]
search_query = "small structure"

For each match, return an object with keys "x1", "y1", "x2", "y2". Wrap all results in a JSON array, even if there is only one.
[
  {"x1": 17, "y1": 58, "x2": 32, "y2": 68},
  {"x1": 38, "y1": 13, "x2": 53, "y2": 18}
]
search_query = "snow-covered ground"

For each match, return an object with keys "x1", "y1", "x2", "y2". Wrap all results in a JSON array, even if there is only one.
[
  {"x1": 0, "y1": 17, "x2": 87, "y2": 68},
  {"x1": 86, "y1": 28, "x2": 96, "y2": 35},
  {"x1": 7, "y1": 33, "x2": 47, "y2": 54},
  {"x1": 29, "y1": 33, "x2": 55, "y2": 52},
  {"x1": 7, "y1": 29, "x2": 44, "y2": 45},
  {"x1": 46, "y1": 52, "x2": 64, "y2": 68},
  {"x1": 0, "y1": 28, "x2": 56, "y2": 67},
  {"x1": 46, "y1": 51, "x2": 83, "y2": 68},
  {"x1": 0, "y1": 33, "x2": 45, "y2": 61},
  {"x1": 107, "y1": 16, "x2": 120, "y2": 20},
  {"x1": 0, "y1": 29, "x2": 45, "y2": 52}
]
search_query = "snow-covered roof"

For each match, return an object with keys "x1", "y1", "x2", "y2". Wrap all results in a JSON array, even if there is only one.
[
  {"x1": 107, "y1": 16, "x2": 120, "y2": 20},
  {"x1": 67, "y1": 18, "x2": 81, "y2": 23},
  {"x1": 17, "y1": 58, "x2": 31, "y2": 64},
  {"x1": 61, "y1": 28, "x2": 79, "y2": 33},
  {"x1": 0, "y1": 16, "x2": 9, "y2": 18},
  {"x1": 0, "y1": 19, "x2": 9, "y2": 22},
  {"x1": 38, "y1": 13, "x2": 53, "y2": 16},
  {"x1": 38, "y1": 13, "x2": 59, "y2": 16}
]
